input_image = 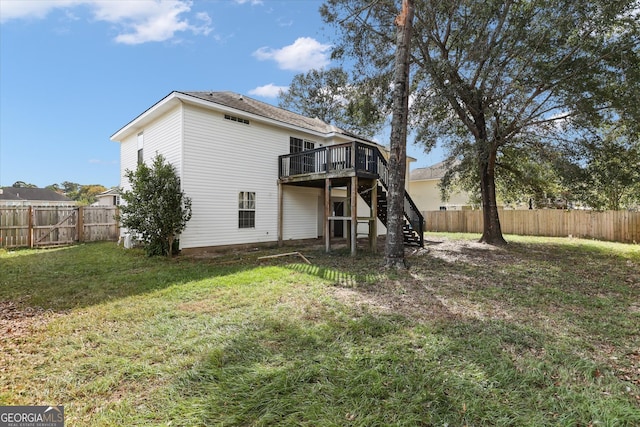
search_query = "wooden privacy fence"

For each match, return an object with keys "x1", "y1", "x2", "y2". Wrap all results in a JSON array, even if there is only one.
[
  {"x1": 424, "y1": 209, "x2": 640, "y2": 244},
  {"x1": 0, "y1": 206, "x2": 119, "y2": 249}
]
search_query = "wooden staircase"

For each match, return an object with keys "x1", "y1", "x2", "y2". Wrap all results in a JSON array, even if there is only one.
[
  {"x1": 358, "y1": 183, "x2": 423, "y2": 247},
  {"x1": 278, "y1": 140, "x2": 425, "y2": 248}
]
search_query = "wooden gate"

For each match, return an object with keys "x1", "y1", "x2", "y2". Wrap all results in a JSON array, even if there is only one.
[
  {"x1": 0, "y1": 206, "x2": 119, "y2": 249},
  {"x1": 32, "y1": 206, "x2": 78, "y2": 247}
]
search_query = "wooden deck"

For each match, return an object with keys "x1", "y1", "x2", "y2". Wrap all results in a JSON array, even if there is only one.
[
  {"x1": 278, "y1": 141, "x2": 425, "y2": 253},
  {"x1": 278, "y1": 141, "x2": 381, "y2": 186}
]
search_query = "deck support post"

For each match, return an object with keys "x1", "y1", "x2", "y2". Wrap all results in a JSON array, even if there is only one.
[
  {"x1": 324, "y1": 178, "x2": 331, "y2": 253},
  {"x1": 350, "y1": 175, "x2": 357, "y2": 257},
  {"x1": 346, "y1": 179, "x2": 352, "y2": 252},
  {"x1": 277, "y1": 181, "x2": 283, "y2": 246},
  {"x1": 369, "y1": 179, "x2": 378, "y2": 253}
]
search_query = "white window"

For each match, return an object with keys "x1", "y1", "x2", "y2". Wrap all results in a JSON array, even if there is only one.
[
  {"x1": 137, "y1": 132, "x2": 144, "y2": 165},
  {"x1": 238, "y1": 192, "x2": 256, "y2": 228}
]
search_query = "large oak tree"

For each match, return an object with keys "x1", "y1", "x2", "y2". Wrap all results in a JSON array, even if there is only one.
[{"x1": 321, "y1": 0, "x2": 640, "y2": 244}]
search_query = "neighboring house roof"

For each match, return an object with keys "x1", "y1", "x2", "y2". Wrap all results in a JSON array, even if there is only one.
[
  {"x1": 111, "y1": 91, "x2": 370, "y2": 143},
  {"x1": 97, "y1": 188, "x2": 120, "y2": 197},
  {"x1": 410, "y1": 161, "x2": 449, "y2": 181},
  {"x1": 0, "y1": 187, "x2": 73, "y2": 202}
]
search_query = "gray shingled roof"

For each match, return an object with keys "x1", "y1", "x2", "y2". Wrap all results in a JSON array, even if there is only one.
[
  {"x1": 410, "y1": 161, "x2": 449, "y2": 181},
  {"x1": 0, "y1": 187, "x2": 73, "y2": 202},
  {"x1": 179, "y1": 91, "x2": 360, "y2": 137}
]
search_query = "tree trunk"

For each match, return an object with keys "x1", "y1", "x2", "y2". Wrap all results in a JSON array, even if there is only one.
[
  {"x1": 167, "y1": 234, "x2": 174, "y2": 258},
  {"x1": 384, "y1": 0, "x2": 414, "y2": 269},
  {"x1": 479, "y1": 144, "x2": 507, "y2": 245}
]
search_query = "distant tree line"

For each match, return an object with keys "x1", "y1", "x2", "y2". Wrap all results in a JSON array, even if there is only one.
[{"x1": 11, "y1": 181, "x2": 111, "y2": 206}]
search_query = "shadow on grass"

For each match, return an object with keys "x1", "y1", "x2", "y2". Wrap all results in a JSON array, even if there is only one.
[
  {"x1": 0, "y1": 242, "x2": 254, "y2": 311},
  {"x1": 285, "y1": 263, "x2": 381, "y2": 287},
  {"x1": 174, "y1": 306, "x2": 640, "y2": 426}
]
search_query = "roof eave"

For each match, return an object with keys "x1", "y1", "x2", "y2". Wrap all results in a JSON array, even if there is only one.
[
  {"x1": 110, "y1": 91, "x2": 183, "y2": 142},
  {"x1": 111, "y1": 91, "x2": 368, "y2": 143}
]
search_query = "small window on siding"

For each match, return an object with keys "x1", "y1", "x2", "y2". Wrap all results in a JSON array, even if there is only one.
[
  {"x1": 137, "y1": 132, "x2": 144, "y2": 165},
  {"x1": 225, "y1": 114, "x2": 250, "y2": 125},
  {"x1": 238, "y1": 191, "x2": 256, "y2": 228}
]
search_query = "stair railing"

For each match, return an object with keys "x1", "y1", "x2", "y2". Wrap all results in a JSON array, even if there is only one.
[{"x1": 368, "y1": 143, "x2": 424, "y2": 247}]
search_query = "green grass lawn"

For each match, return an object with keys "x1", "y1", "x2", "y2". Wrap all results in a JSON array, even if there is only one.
[{"x1": 1, "y1": 235, "x2": 639, "y2": 426}]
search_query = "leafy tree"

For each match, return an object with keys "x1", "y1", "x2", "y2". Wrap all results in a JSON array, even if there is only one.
[
  {"x1": 559, "y1": 125, "x2": 640, "y2": 210},
  {"x1": 77, "y1": 185, "x2": 107, "y2": 205},
  {"x1": 45, "y1": 183, "x2": 62, "y2": 194},
  {"x1": 278, "y1": 67, "x2": 385, "y2": 138},
  {"x1": 12, "y1": 181, "x2": 37, "y2": 188},
  {"x1": 60, "y1": 181, "x2": 81, "y2": 201},
  {"x1": 441, "y1": 140, "x2": 569, "y2": 209},
  {"x1": 321, "y1": 0, "x2": 640, "y2": 244},
  {"x1": 44, "y1": 182, "x2": 107, "y2": 205},
  {"x1": 118, "y1": 154, "x2": 192, "y2": 258}
]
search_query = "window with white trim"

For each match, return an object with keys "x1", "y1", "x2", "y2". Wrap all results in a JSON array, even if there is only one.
[
  {"x1": 137, "y1": 132, "x2": 144, "y2": 165},
  {"x1": 238, "y1": 191, "x2": 256, "y2": 228}
]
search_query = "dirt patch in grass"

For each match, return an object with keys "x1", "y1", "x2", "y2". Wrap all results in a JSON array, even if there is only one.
[
  {"x1": 0, "y1": 300, "x2": 61, "y2": 340},
  {"x1": 328, "y1": 276, "x2": 458, "y2": 322}
]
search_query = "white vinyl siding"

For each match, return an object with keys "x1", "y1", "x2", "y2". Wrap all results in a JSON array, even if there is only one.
[
  {"x1": 119, "y1": 132, "x2": 139, "y2": 191},
  {"x1": 180, "y1": 104, "x2": 308, "y2": 248},
  {"x1": 119, "y1": 105, "x2": 183, "y2": 190},
  {"x1": 143, "y1": 105, "x2": 182, "y2": 169},
  {"x1": 282, "y1": 186, "x2": 321, "y2": 241}
]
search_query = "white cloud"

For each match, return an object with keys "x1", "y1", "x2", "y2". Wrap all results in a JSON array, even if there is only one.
[
  {"x1": 0, "y1": 0, "x2": 213, "y2": 44},
  {"x1": 253, "y1": 37, "x2": 332, "y2": 72},
  {"x1": 0, "y1": 0, "x2": 82, "y2": 22},
  {"x1": 248, "y1": 84, "x2": 288, "y2": 98},
  {"x1": 94, "y1": 1, "x2": 214, "y2": 45},
  {"x1": 233, "y1": 0, "x2": 263, "y2": 5}
]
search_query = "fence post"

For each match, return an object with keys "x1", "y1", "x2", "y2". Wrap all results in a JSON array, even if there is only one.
[
  {"x1": 28, "y1": 206, "x2": 33, "y2": 248},
  {"x1": 77, "y1": 206, "x2": 84, "y2": 242}
]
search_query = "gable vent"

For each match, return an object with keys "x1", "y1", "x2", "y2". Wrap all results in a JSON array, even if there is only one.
[{"x1": 224, "y1": 114, "x2": 250, "y2": 125}]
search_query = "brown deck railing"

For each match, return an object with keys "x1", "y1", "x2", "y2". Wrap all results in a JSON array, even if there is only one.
[{"x1": 278, "y1": 141, "x2": 424, "y2": 247}]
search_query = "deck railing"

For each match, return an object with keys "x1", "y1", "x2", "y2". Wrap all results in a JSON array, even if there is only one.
[
  {"x1": 279, "y1": 141, "x2": 424, "y2": 246},
  {"x1": 278, "y1": 141, "x2": 378, "y2": 177}
]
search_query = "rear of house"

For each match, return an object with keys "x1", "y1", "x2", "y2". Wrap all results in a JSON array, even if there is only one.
[{"x1": 111, "y1": 91, "x2": 389, "y2": 252}]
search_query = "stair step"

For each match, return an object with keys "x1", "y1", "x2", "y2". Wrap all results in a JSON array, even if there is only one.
[{"x1": 358, "y1": 180, "x2": 422, "y2": 247}]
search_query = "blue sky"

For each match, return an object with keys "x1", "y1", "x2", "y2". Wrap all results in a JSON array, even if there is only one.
[{"x1": 0, "y1": 0, "x2": 442, "y2": 189}]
